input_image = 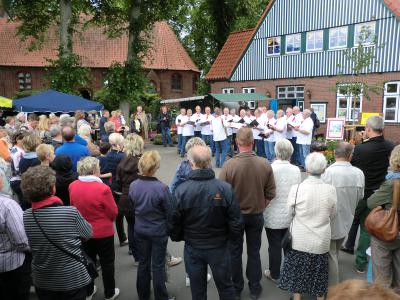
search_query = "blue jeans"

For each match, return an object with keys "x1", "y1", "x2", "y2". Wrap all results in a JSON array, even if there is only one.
[
  {"x1": 181, "y1": 136, "x2": 193, "y2": 157},
  {"x1": 161, "y1": 127, "x2": 172, "y2": 146},
  {"x1": 298, "y1": 144, "x2": 311, "y2": 168},
  {"x1": 136, "y1": 233, "x2": 169, "y2": 300},
  {"x1": 264, "y1": 140, "x2": 275, "y2": 161},
  {"x1": 229, "y1": 214, "x2": 264, "y2": 296},
  {"x1": 177, "y1": 134, "x2": 183, "y2": 154},
  {"x1": 214, "y1": 139, "x2": 229, "y2": 167},
  {"x1": 126, "y1": 216, "x2": 139, "y2": 262},
  {"x1": 185, "y1": 243, "x2": 235, "y2": 300},
  {"x1": 255, "y1": 139, "x2": 266, "y2": 158},
  {"x1": 291, "y1": 137, "x2": 301, "y2": 165},
  {"x1": 194, "y1": 131, "x2": 202, "y2": 138}
]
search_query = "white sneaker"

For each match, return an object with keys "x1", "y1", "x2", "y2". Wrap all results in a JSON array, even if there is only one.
[
  {"x1": 207, "y1": 273, "x2": 212, "y2": 282},
  {"x1": 86, "y1": 285, "x2": 97, "y2": 300},
  {"x1": 105, "y1": 288, "x2": 120, "y2": 300},
  {"x1": 167, "y1": 256, "x2": 183, "y2": 267},
  {"x1": 185, "y1": 275, "x2": 190, "y2": 287}
]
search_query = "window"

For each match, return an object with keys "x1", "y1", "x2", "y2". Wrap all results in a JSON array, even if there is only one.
[
  {"x1": 286, "y1": 33, "x2": 301, "y2": 54},
  {"x1": 383, "y1": 81, "x2": 400, "y2": 123},
  {"x1": 222, "y1": 88, "x2": 234, "y2": 94},
  {"x1": 17, "y1": 72, "x2": 32, "y2": 91},
  {"x1": 336, "y1": 87, "x2": 363, "y2": 121},
  {"x1": 306, "y1": 30, "x2": 323, "y2": 52},
  {"x1": 248, "y1": 101, "x2": 256, "y2": 109},
  {"x1": 267, "y1": 37, "x2": 281, "y2": 56},
  {"x1": 171, "y1": 73, "x2": 182, "y2": 90},
  {"x1": 355, "y1": 21, "x2": 376, "y2": 46},
  {"x1": 243, "y1": 87, "x2": 256, "y2": 94},
  {"x1": 192, "y1": 75, "x2": 198, "y2": 93},
  {"x1": 277, "y1": 86, "x2": 304, "y2": 99},
  {"x1": 329, "y1": 26, "x2": 348, "y2": 49}
]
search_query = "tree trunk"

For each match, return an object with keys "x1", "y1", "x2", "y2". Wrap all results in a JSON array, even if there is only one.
[{"x1": 59, "y1": 0, "x2": 72, "y2": 58}]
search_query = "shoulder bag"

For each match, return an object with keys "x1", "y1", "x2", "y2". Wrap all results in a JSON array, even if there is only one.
[
  {"x1": 281, "y1": 183, "x2": 300, "y2": 251},
  {"x1": 32, "y1": 209, "x2": 98, "y2": 279},
  {"x1": 365, "y1": 179, "x2": 400, "y2": 242}
]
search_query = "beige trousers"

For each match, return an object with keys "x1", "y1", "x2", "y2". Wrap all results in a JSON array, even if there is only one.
[{"x1": 328, "y1": 238, "x2": 345, "y2": 286}]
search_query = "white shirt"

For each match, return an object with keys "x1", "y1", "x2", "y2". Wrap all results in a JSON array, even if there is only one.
[
  {"x1": 273, "y1": 117, "x2": 287, "y2": 142},
  {"x1": 252, "y1": 116, "x2": 265, "y2": 140},
  {"x1": 175, "y1": 114, "x2": 185, "y2": 135},
  {"x1": 191, "y1": 113, "x2": 203, "y2": 132},
  {"x1": 182, "y1": 116, "x2": 194, "y2": 137},
  {"x1": 292, "y1": 113, "x2": 304, "y2": 138},
  {"x1": 231, "y1": 115, "x2": 240, "y2": 133},
  {"x1": 222, "y1": 114, "x2": 233, "y2": 136},
  {"x1": 286, "y1": 114, "x2": 296, "y2": 139},
  {"x1": 211, "y1": 116, "x2": 227, "y2": 141},
  {"x1": 265, "y1": 118, "x2": 277, "y2": 142},
  {"x1": 296, "y1": 117, "x2": 314, "y2": 145},
  {"x1": 200, "y1": 114, "x2": 214, "y2": 136}
]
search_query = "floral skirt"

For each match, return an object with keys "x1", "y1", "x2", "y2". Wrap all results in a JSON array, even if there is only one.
[{"x1": 278, "y1": 249, "x2": 329, "y2": 297}]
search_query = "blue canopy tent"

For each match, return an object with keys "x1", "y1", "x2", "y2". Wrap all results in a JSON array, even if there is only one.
[{"x1": 12, "y1": 90, "x2": 104, "y2": 113}]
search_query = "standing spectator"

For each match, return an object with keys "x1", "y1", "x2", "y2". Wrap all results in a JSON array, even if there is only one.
[
  {"x1": 59, "y1": 114, "x2": 88, "y2": 147},
  {"x1": 200, "y1": 107, "x2": 214, "y2": 154},
  {"x1": 52, "y1": 155, "x2": 78, "y2": 206},
  {"x1": 15, "y1": 112, "x2": 26, "y2": 130},
  {"x1": 0, "y1": 127, "x2": 10, "y2": 161},
  {"x1": 26, "y1": 113, "x2": 39, "y2": 133},
  {"x1": 129, "y1": 151, "x2": 172, "y2": 300},
  {"x1": 180, "y1": 109, "x2": 195, "y2": 157},
  {"x1": 341, "y1": 116, "x2": 394, "y2": 274},
  {"x1": 19, "y1": 133, "x2": 41, "y2": 175},
  {"x1": 175, "y1": 108, "x2": 186, "y2": 155},
  {"x1": 10, "y1": 131, "x2": 25, "y2": 204},
  {"x1": 70, "y1": 157, "x2": 119, "y2": 300},
  {"x1": 191, "y1": 106, "x2": 203, "y2": 138},
  {"x1": 211, "y1": 108, "x2": 228, "y2": 168},
  {"x1": 78, "y1": 124, "x2": 100, "y2": 157},
  {"x1": 129, "y1": 113, "x2": 142, "y2": 135},
  {"x1": 38, "y1": 115, "x2": 50, "y2": 142},
  {"x1": 278, "y1": 153, "x2": 337, "y2": 300},
  {"x1": 22, "y1": 166, "x2": 93, "y2": 300},
  {"x1": 293, "y1": 109, "x2": 314, "y2": 170},
  {"x1": 136, "y1": 106, "x2": 149, "y2": 140},
  {"x1": 99, "y1": 110, "x2": 110, "y2": 139},
  {"x1": 102, "y1": 121, "x2": 115, "y2": 143},
  {"x1": 367, "y1": 145, "x2": 400, "y2": 291},
  {"x1": 0, "y1": 176, "x2": 30, "y2": 300},
  {"x1": 98, "y1": 142, "x2": 112, "y2": 185},
  {"x1": 321, "y1": 142, "x2": 365, "y2": 286},
  {"x1": 219, "y1": 127, "x2": 276, "y2": 300},
  {"x1": 36, "y1": 144, "x2": 55, "y2": 167},
  {"x1": 75, "y1": 110, "x2": 89, "y2": 130},
  {"x1": 48, "y1": 125, "x2": 63, "y2": 150},
  {"x1": 158, "y1": 106, "x2": 173, "y2": 147},
  {"x1": 263, "y1": 139, "x2": 301, "y2": 282},
  {"x1": 5, "y1": 116, "x2": 17, "y2": 137},
  {"x1": 109, "y1": 111, "x2": 123, "y2": 133},
  {"x1": 169, "y1": 145, "x2": 242, "y2": 300},
  {"x1": 55, "y1": 126, "x2": 90, "y2": 172}
]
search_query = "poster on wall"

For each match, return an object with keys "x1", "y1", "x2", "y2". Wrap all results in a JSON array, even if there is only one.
[
  {"x1": 360, "y1": 112, "x2": 381, "y2": 125},
  {"x1": 310, "y1": 103, "x2": 327, "y2": 123},
  {"x1": 326, "y1": 118, "x2": 345, "y2": 140}
]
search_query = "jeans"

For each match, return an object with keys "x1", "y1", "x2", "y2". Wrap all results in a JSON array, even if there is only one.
[
  {"x1": 232, "y1": 133, "x2": 237, "y2": 152},
  {"x1": 297, "y1": 144, "x2": 310, "y2": 168},
  {"x1": 185, "y1": 243, "x2": 235, "y2": 300},
  {"x1": 264, "y1": 141, "x2": 275, "y2": 161},
  {"x1": 0, "y1": 253, "x2": 31, "y2": 300},
  {"x1": 194, "y1": 131, "x2": 202, "y2": 138},
  {"x1": 291, "y1": 137, "x2": 300, "y2": 165},
  {"x1": 255, "y1": 139, "x2": 266, "y2": 158},
  {"x1": 214, "y1": 139, "x2": 229, "y2": 167},
  {"x1": 265, "y1": 228, "x2": 288, "y2": 280},
  {"x1": 227, "y1": 135, "x2": 233, "y2": 156},
  {"x1": 83, "y1": 236, "x2": 116, "y2": 299},
  {"x1": 181, "y1": 136, "x2": 193, "y2": 157},
  {"x1": 126, "y1": 216, "x2": 139, "y2": 261},
  {"x1": 177, "y1": 134, "x2": 183, "y2": 154},
  {"x1": 35, "y1": 287, "x2": 87, "y2": 300},
  {"x1": 229, "y1": 213, "x2": 264, "y2": 295},
  {"x1": 161, "y1": 127, "x2": 172, "y2": 146},
  {"x1": 136, "y1": 233, "x2": 169, "y2": 300}
]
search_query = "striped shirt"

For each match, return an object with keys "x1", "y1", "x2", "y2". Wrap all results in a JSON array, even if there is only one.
[
  {"x1": 23, "y1": 206, "x2": 92, "y2": 291},
  {"x1": 0, "y1": 194, "x2": 29, "y2": 272}
]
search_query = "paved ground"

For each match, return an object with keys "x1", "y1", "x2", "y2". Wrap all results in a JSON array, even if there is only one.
[{"x1": 32, "y1": 144, "x2": 364, "y2": 300}]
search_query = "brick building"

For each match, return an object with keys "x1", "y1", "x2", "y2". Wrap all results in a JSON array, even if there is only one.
[
  {"x1": 0, "y1": 18, "x2": 200, "y2": 101},
  {"x1": 206, "y1": 0, "x2": 400, "y2": 143}
]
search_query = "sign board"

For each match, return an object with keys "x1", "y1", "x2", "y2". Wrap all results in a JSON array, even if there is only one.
[
  {"x1": 326, "y1": 118, "x2": 346, "y2": 140},
  {"x1": 360, "y1": 112, "x2": 381, "y2": 125}
]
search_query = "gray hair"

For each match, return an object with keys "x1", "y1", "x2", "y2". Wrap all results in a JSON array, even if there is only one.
[
  {"x1": 77, "y1": 157, "x2": 100, "y2": 176},
  {"x1": 274, "y1": 139, "x2": 294, "y2": 161},
  {"x1": 366, "y1": 116, "x2": 384, "y2": 133},
  {"x1": 187, "y1": 145, "x2": 211, "y2": 169},
  {"x1": 77, "y1": 124, "x2": 91, "y2": 139},
  {"x1": 49, "y1": 124, "x2": 61, "y2": 138},
  {"x1": 305, "y1": 152, "x2": 327, "y2": 175},
  {"x1": 303, "y1": 109, "x2": 311, "y2": 118},
  {"x1": 334, "y1": 142, "x2": 355, "y2": 159},
  {"x1": 185, "y1": 137, "x2": 206, "y2": 153},
  {"x1": 59, "y1": 114, "x2": 75, "y2": 127}
]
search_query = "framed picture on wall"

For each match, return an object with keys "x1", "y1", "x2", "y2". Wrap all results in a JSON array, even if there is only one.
[
  {"x1": 326, "y1": 118, "x2": 345, "y2": 140},
  {"x1": 310, "y1": 103, "x2": 327, "y2": 123}
]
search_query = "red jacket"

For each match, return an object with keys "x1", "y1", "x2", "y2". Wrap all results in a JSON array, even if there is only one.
[{"x1": 69, "y1": 179, "x2": 118, "y2": 238}]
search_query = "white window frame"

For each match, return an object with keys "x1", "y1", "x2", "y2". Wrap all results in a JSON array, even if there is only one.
[
  {"x1": 243, "y1": 87, "x2": 256, "y2": 94},
  {"x1": 266, "y1": 36, "x2": 281, "y2": 56},
  {"x1": 248, "y1": 101, "x2": 256, "y2": 109},
  {"x1": 277, "y1": 86, "x2": 304, "y2": 99},
  {"x1": 286, "y1": 33, "x2": 301, "y2": 54},
  {"x1": 222, "y1": 88, "x2": 234, "y2": 94},
  {"x1": 306, "y1": 30, "x2": 324, "y2": 52},
  {"x1": 354, "y1": 21, "x2": 376, "y2": 46},
  {"x1": 336, "y1": 87, "x2": 363, "y2": 122},
  {"x1": 329, "y1": 26, "x2": 348, "y2": 49},
  {"x1": 383, "y1": 81, "x2": 400, "y2": 123}
]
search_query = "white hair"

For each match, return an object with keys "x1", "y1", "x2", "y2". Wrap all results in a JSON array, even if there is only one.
[
  {"x1": 305, "y1": 152, "x2": 327, "y2": 175},
  {"x1": 366, "y1": 116, "x2": 384, "y2": 133},
  {"x1": 77, "y1": 157, "x2": 99, "y2": 176},
  {"x1": 77, "y1": 124, "x2": 91, "y2": 139},
  {"x1": 274, "y1": 139, "x2": 294, "y2": 161}
]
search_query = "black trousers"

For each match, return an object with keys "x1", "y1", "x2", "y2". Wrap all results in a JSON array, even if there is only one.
[
  {"x1": 112, "y1": 192, "x2": 127, "y2": 243},
  {"x1": 83, "y1": 236, "x2": 115, "y2": 298},
  {"x1": 36, "y1": 286, "x2": 87, "y2": 300},
  {"x1": 0, "y1": 253, "x2": 31, "y2": 300},
  {"x1": 265, "y1": 228, "x2": 288, "y2": 279}
]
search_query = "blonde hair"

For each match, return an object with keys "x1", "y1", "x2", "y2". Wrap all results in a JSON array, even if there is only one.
[
  {"x1": 124, "y1": 134, "x2": 144, "y2": 157},
  {"x1": 327, "y1": 279, "x2": 400, "y2": 299},
  {"x1": 75, "y1": 110, "x2": 85, "y2": 121},
  {"x1": 390, "y1": 145, "x2": 400, "y2": 172},
  {"x1": 36, "y1": 144, "x2": 54, "y2": 162},
  {"x1": 104, "y1": 121, "x2": 115, "y2": 133},
  {"x1": 185, "y1": 137, "x2": 206, "y2": 153},
  {"x1": 139, "y1": 150, "x2": 160, "y2": 176},
  {"x1": 236, "y1": 127, "x2": 254, "y2": 147},
  {"x1": 38, "y1": 115, "x2": 49, "y2": 131},
  {"x1": 78, "y1": 124, "x2": 92, "y2": 139},
  {"x1": 77, "y1": 157, "x2": 100, "y2": 176},
  {"x1": 109, "y1": 133, "x2": 124, "y2": 150},
  {"x1": 22, "y1": 133, "x2": 41, "y2": 152}
]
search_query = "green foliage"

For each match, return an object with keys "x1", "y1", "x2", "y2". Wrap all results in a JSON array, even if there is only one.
[{"x1": 13, "y1": 89, "x2": 44, "y2": 100}]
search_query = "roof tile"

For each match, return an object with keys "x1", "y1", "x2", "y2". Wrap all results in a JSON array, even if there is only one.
[{"x1": 384, "y1": 0, "x2": 400, "y2": 17}]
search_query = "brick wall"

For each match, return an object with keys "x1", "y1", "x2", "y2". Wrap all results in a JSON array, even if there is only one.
[{"x1": 209, "y1": 72, "x2": 400, "y2": 143}]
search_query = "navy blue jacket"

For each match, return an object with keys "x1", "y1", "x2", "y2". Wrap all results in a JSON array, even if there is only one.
[
  {"x1": 105, "y1": 150, "x2": 125, "y2": 191},
  {"x1": 169, "y1": 168, "x2": 243, "y2": 250}
]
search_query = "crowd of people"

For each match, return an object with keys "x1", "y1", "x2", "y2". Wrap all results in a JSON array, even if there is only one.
[{"x1": 0, "y1": 105, "x2": 399, "y2": 300}]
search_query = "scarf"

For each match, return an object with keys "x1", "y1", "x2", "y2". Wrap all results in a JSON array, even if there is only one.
[
  {"x1": 32, "y1": 195, "x2": 63, "y2": 210},
  {"x1": 386, "y1": 171, "x2": 400, "y2": 180},
  {"x1": 78, "y1": 175, "x2": 103, "y2": 183}
]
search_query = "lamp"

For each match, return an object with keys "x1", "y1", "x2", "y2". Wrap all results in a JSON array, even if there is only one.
[
  {"x1": 266, "y1": 91, "x2": 271, "y2": 98},
  {"x1": 306, "y1": 89, "x2": 312, "y2": 99}
]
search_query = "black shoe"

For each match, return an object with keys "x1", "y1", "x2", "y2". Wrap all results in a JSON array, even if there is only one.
[
  {"x1": 250, "y1": 288, "x2": 262, "y2": 300},
  {"x1": 340, "y1": 246, "x2": 354, "y2": 255}
]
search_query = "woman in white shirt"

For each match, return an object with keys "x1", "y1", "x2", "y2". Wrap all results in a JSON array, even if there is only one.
[
  {"x1": 278, "y1": 153, "x2": 337, "y2": 300},
  {"x1": 180, "y1": 109, "x2": 195, "y2": 158}
]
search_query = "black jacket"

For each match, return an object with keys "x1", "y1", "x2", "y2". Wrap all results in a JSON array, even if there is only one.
[
  {"x1": 52, "y1": 155, "x2": 78, "y2": 206},
  {"x1": 168, "y1": 168, "x2": 243, "y2": 250},
  {"x1": 157, "y1": 112, "x2": 172, "y2": 129},
  {"x1": 116, "y1": 155, "x2": 140, "y2": 216}
]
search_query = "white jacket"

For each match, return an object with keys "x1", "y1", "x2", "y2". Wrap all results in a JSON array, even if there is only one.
[{"x1": 263, "y1": 160, "x2": 301, "y2": 229}]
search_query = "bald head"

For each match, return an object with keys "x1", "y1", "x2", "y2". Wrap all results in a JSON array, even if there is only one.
[
  {"x1": 187, "y1": 145, "x2": 211, "y2": 170},
  {"x1": 62, "y1": 126, "x2": 75, "y2": 142}
]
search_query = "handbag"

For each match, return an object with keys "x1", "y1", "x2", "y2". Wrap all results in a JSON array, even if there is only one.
[
  {"x1": 281, "y1": 183, "x2": 300, "y2": 251},
  {"x1": 365, "y1": 179, "x2": 400, "y2": 242},
  {"x1": 32, "y1": 210, "x2": 99, "y2": 279}
]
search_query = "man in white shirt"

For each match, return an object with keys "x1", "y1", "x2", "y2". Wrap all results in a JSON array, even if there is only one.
[
  {"x1": 230, "y1": 109, "x2": 240, "y2": 153},
  {"x1": 293, "y1": 109, "x2": 313, "y2": 169},
  {"x1": 180, "y1": 109, "x2": 195, "y2": 157},
  {"x1": 223, "y1": 108, "x2": 234, "y2": 157},
  {"x1": 176, "y1": 108, "x2": 186, "y2": 155},
  {"x1": 200, "y1": 107, "x2": 214, "y2": 155},
  {"x1": 287, "y1": 106, "x2": 303, "y2": 165},
  {"x1": 211, "y1": 108, "x2": 228, "y2": 167},
  {"x1": 252, "y1": 109, "x2": 266, "y2": 158},
  {"x1": 321, "y1": 142, "x2": 364, "y2": 286},
  {"x1": 263, "y1": 110, "x2": 276, "y2": 162},
  {"x1": 191, "y1": 106, "x2": 203, "y2": 138},
  {"x1": 269, "y1": 109, "x2": 287, "y2": 143}
]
